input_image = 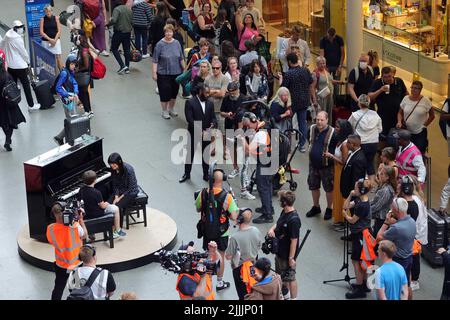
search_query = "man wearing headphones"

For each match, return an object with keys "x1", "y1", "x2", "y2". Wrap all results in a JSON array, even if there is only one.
[
  {"x1": 342, "y1": 178, "x2": 372, "y2": 299},
  {"x1": 67, "y1": 244, "x2": 117, "y2": 300},
  {"x1": 0, "y1": 20, "x2": 41, "y2": 111},
  {"x1": 240, "y1": 111, "x2": 274, "y2": 223},
  {"x1": 195, "y1": 169, "x2": 238, "y2": 291},
  {"x1": 225, "y1": 208, "x2": 263, "y2": 300},
  {"x1": 46, "y1": 202, "x2": 88, "y2": 300},
  {"x1": 244, "y1": 257, "x2": 283, "y2": 300},
  {"x1": 377, "y1": 197, "x2": 416, "y2": 299}
]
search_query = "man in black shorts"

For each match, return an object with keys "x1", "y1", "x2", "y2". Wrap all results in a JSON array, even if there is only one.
[{"x1": 195, "y1": 169, "x2": 238, "y2": 291}]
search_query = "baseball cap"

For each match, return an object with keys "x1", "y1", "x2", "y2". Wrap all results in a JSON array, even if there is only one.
[
  {"x1": 227, "y1": 81, "x2": 239, "y2": 92},
  {"x1": 254, "y1": 257, "x2": 271, "y2": 273}
]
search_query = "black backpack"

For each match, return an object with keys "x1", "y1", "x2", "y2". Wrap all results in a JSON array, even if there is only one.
[
  {"x1": 1, "y1": 75, "x2": 21, "y2": 104},
  {"x1": 200, "y1": 188, "x2": 229, "y2": 239},
  {"x1": 67, "y1": 268, "x2": 102, "y2": 300}
]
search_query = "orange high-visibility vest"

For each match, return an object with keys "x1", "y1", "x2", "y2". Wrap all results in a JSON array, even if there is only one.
[
  {"x1": 46, "y1": 223, "x2": 82, "y2": 269},
  {"x1": 360, "y1": 228, "x2": 377, "y2": 271},
  {"x1": 240, "y1": 260, "x2": 257, "y2": 293},
  {"x1": 176, "y1": 273, "x2": 215, "y2": 300},
  {"x1": 412, "y1": 239, "x2": 422, "y2": 255}
]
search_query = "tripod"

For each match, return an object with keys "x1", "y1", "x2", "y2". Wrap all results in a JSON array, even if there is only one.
[{"x1": 323, "y1": 221, "x2": 355, "y2": 286}]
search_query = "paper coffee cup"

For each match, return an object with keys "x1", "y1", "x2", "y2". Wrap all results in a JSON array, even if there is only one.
[{"x1": 385, "y1": 84, "x2": 390, "y2": 94}]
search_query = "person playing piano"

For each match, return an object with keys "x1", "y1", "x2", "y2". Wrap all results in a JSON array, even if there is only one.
[
  {"x1": 79, "y1": 170, "x2": 126, "y2": 239},
  {"x1": 107, "y1": 153, "x2": 139, "y2": 225}
]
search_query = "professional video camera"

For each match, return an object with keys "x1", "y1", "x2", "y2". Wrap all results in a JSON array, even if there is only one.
[
  {"x1": 261, "y1": 235, "x2": 279, "y2": 255},
  {"x1": 156, "y1": 245, "x2": 217, "y2": 275},
  {"x1": 61, "y1": 199, "x2": 84, "y2": 226}
]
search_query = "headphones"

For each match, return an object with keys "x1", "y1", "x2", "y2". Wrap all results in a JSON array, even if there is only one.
[
  {"x1": 242, "y1": 112, "x2": 258, "y2": 124},
  {"x1": 79, "y1": 244, "x2": 96, "y2": 260},
  {"x1": 401, "y1": 176, "x2": 414, "y2": 195},
  {"x1": 237, "y1": 207, "x2": 252, "y2": 224},
  {"x1": 212, "y1": 168, "x2": 227, "y2": 182},
  {"x1": 357, "y1": 178, "x2": 369, "y2": 195},
  {"x1": 52, "y1": 201, "x2": 67, "y2": 212}
]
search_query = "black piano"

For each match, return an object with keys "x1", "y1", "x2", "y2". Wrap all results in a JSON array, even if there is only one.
[{"x1": 24, "y1": 135, "x2": 112, "y2": 242}]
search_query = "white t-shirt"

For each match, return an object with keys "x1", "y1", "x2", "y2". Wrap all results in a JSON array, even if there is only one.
[
  {"x1": 67, "y1": 266, "x2": 112, "y2": 300},
  {"x1": 400, "y1": 95, "x2": 432, "y2": 134},
  {"x1": 348, "y1": 109, "x2": 382, "y2": 144},
  {"x1": 251, "y1": 130, "x2": 268, "y2": 148}
]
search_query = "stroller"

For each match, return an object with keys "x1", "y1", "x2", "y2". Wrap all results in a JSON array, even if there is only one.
[{"x1": 242, "y1": 100, "x2": 302, "y2": 194}]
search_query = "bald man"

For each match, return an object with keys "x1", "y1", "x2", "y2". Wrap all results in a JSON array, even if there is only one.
[
  {"x1": 225, "y1": 208, "x2": 263, "y2": 300},
  {"x1": 347, "y1": 53, "x2": 375, "y2": 111}
]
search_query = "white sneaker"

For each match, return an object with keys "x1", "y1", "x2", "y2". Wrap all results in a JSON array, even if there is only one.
[
  {"x1": 101, "y1": 50, "x2": 110, "y2": 57},
  {"x1": 228, "y1": 169, "x2": 239, "y2": 179},
  {"x1": 142, "y1": 53, "x2": 150, "y2": 59},
  {"x1": 28, "y1": 103, "x2": 41, "y2": 112},
  {"x1": 124, "y1": 67, "x2": 130, "y2": 74},
  {"x1": 169, "y1": 110, "x2": 178, "y2": 117},
  {"x1": 162, "y1": 111, "x2": 170, "y2": 119},
  {"x1": 88, "y1": 111, "x2": 94, "y2": 119},
  {"x1": 410, "y1": 281, "x2": 420, "y2": 291},
  {"x1": 240, "y1": 190, "x2": 256, "y2": 200},
  {"x1": 155, "y1": 87, "x2": 159, "y2": 95}
]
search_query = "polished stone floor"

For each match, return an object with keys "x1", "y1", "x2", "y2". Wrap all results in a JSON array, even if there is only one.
[{"x1": 0, "y1": 0, "x2": 445, "y2": 300}]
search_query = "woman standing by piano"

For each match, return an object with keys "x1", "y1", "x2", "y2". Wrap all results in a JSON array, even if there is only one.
[
  {"x1": 107, "y1": 153, "x2": 139, "y2": 225},
  {"x1": 0, "y1": 51, "x2": 26, "y2": 152}
]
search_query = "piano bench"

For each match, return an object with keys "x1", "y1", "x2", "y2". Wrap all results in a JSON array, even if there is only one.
[
  {"x1": 124, "y1": 186, "x2": 149, "y2": 230},
  {"x1": 84, "y1": 214, "x2": 115, "y2": 248}
]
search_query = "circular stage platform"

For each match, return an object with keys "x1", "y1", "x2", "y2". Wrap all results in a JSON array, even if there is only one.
[{"x1": 18, "y1": 208, "x2": 177, "y2": 272}]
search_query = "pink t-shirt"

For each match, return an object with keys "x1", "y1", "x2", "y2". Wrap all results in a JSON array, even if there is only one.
[
  {"x1": 238, "y1": 27, "x2": 258, "y2": 51},
  {"x1": 0, "y1": 49, "x2": 6, "y2": 70}
]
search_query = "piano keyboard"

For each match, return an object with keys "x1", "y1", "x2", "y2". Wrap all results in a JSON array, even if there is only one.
[{"x1": 57, "y1": 171, "x2": 111, "y2": 201}]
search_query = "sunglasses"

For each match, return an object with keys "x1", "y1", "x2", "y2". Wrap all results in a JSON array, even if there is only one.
[{"x1": 212, "y1": 67, "x2": 221, "y2": 70}]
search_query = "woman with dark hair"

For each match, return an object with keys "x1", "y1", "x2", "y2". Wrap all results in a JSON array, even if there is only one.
[
  {"x1": 0, "y1": 56, "x2": 26, "y2": 151},
  {"x1": 378, "y1": 146, "x2": 399, "y2": 180},
  {"x1": 195, "y1": 3, "x2": 216, "y2": 41},
  {"x1": 150, "y1": 1, "x2": 171, "y2": 54},
  {"x1": 216, "y1": 9, "x2": 235, "y2": 48},
  {"x1": 76, "y1": 33, "x2": 93, "y2": 116},
  {"x1": 235, "y1": 9, "x2": 258, "y2": 53},
  {"x1": 220, "y1": 40, "x2": 240, "y2": 72},
  {"x1": 107, "y1": 153, "x2": 139, "y2": 219},
  {"x1": 324, "y1": 119, "x2": 353, "y2": 228},
  {"x1": 245, "y1": 59, "x2": 268, "y2": 100}
]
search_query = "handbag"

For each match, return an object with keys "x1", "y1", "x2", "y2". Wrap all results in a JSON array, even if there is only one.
[
  {"x1": 317, "y1": 72, "x2": 331, "y2": 99},
  {"x1": 74, "y1": 71, "x2": 91, "y2": 87},
  {"x1": 402, "y1": 96, "x2": 423, "y2": 128}
]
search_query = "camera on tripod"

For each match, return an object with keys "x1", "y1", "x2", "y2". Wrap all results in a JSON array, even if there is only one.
[
  {"x1": 261, "y1": 235, "x2": 279, "y2": 255},
  {"x1": 61, "y1": 199, "x2": 83, "y2": 226},
  {"x1": 156, "y1": 248, "x2": 217, "y2": 275}
]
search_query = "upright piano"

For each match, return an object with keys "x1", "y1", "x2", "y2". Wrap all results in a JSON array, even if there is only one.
[{"x1": 24, "y1": 135, "x2": 111, "y2": 242}]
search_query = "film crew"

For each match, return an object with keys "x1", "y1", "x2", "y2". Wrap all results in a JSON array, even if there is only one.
[
  {"x1": 376, "y1": 197, "x2": 416, "y2": 300},
  {"x1": 225, "y1": 208, "x2": 263, "y2": 300},
  {"x1": 180, "y1": 83, "x2": 217, "y2": 183},
  {"x1": 397, "y1": 175, "x2": 428, "y2": 291},
  {"x1": 67, "y1": 244, "x2": 117, "y2": 300},
  {"x1": 267, "y1": 190, "x2": 301, "y2": 300},
  {"x1": 374, "y1": 240, "x2": 409, "y2": 300},
  {"x1": 176, "y1": 241, "x2": 221, "y2": 300},
  {"x1": 79, "y1": 170, "x2": 126, "y2": 239},
  {"x1": 244, "y1": 257, "x2": 283, "y2": 300},
  {"x1": 436, "y1": 246, "x2": 450, "y2": 300},
  {"x1": 305, "y1": 111, "x2": 338, "y2": 220},
  {"x1": 195, "y1": 169, "x2": 238, "y2": 291},
  {"x1": 107, "y1": 153, "x2": 139, "y2": 227},
  {"x1": 240, "y1": 112, "x2": 274, "y2": 223},
  {"x1": 342, "y1": 179, "x2": 373, "y2": 299},
  {"x1": 46, "y1": 202, "x2": 88, "y2": 300},
  {"x1": 0, "y1": 20, "x2": 41, "y2": 112},
  {"x1": 394, "y1": 129, "x2": 426, "y2": 185}
]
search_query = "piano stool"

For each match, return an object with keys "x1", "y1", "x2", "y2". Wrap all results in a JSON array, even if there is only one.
[
  {"x1": 84, "y1": 214, "x2": 115, "y2": 248},
  {"x1": 124, "y1": 186, "x2": 149, "y2": 230}
]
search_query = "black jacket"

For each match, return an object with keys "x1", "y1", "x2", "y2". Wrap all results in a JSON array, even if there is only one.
[
  {"x1": 185, "y1": 96, "x2": 217, "y2": 132},
  {"x1": 0, "y1": 73, "x2": 26, "y2": 128},
  {"x1": 340, "y1": 149, "x2": 367, "y2": 198}
]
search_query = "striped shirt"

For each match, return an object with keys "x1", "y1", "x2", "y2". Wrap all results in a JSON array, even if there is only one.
[{"x1": 132, "y1": 2, "x2": 153, "y2": 27}]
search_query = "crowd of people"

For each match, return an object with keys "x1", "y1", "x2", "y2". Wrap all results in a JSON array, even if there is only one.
[{"x1": 1, "y1": 0, "x2": 450, "y2": 301}]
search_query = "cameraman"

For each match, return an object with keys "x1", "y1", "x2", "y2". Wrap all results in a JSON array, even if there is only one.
[
  {"x1": 176, "y1": 241, "x2": 221, "y2": 300},
  {"x1": 46, "y1": 202, "x2": 88, "y2": 300},
  {"x1": 225, "y1": 208, "x2": 263, "y2": 300},
  {"x1": 267, "y1": 190, "x2": 301, "y2": 300},
  {"x1": 196, "y1": 169, "x2": 238, "y2": 291},
  {"x1": 342, "y1": 178, "x2": 373, "y2": 299}
]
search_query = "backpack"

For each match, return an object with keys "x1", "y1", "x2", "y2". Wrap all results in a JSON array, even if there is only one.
[
  {"x1": 186, "y1": 46, "x2": 200, "y2": 70},
  {"x1": 90, "y1": 54, "x2": 106, "y2": 79},
  {"x1": 51, "y1": 69, "x2": 74, "y2": 95},
  {"x1": 67, "y1": 268, "x2": 102, "y2": 300},
  {"x1": 353, "y1": 66, "x2": 374, "y2": 83},
  {"x1": 1, "y1": 76, "x2": 21, "y2": 104},
  {"x1": 82, "y1": 0, "x2": 100, "y2": 20},
  {"x1": 200, "y1": 188, "x2": 229, "y2": 239}
]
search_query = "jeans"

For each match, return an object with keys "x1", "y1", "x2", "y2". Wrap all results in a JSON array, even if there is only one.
[
  {"x1": 240, "y1": 156, "x2": 250, "y2": 192},
  {"x1": 256, "y1": 164, "x2": 274, "y2": 216},
  {"x1": 295, "y1": 109, "x2": 307, "y2": 148},
  {"x1": 133, "y1": 25, "x2": 148, "y2": 55},
  {"x1": 8, "y1": 67, "x2": 35, "y2": 107},
  {"x1": 51, "y1": 263, "x2": 69, "y2": 300},
  {"x1": 111, "y1": 31, "x2": 131, "y2": 69}
]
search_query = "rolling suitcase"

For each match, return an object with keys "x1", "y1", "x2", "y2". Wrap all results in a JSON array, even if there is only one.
[
  {"x1": 32, "y1": 79, "x2": 56, "y2": 109},
  {"x1": 64, "y1": 115, "x2": 91, "y2": 145},
  {"x1": 422, "y1": 209, "x2": 450, "y2": 267}
]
